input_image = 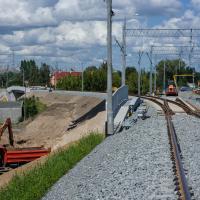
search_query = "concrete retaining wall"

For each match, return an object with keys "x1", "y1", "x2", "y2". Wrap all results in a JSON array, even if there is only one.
[{"x1": 0, "y1": 102, "x2": 22, "y2": 123}]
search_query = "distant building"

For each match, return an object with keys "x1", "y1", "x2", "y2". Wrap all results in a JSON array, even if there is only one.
[{"x1": 50, "y1": 71, "x2": 81, "y2": 87}]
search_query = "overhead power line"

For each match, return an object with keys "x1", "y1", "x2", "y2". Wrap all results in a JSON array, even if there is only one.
[{"x1": 126, "y1": 28, "x2": 200, "y2": 38}]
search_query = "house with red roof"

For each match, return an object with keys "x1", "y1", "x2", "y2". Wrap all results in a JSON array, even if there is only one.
[{"x1": 50, "y1": 71, "x2": 81, "y2": 87}]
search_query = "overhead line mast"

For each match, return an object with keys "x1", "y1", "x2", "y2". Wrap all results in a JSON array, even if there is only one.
[
  {"x1": 125, "y1": 28, "x2": 200, "y2": 93},
  {"x1": 106, "y1": 0, "x2": 114, "y2": 136}
]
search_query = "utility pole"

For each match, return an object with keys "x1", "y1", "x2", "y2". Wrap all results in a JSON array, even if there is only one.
[
  {"x1": 146, "y1": 46, "x2": 153, "y2": 95},
  {"x1": 24, "y1": 90, "x2": 26, "y2": 121},
  {"x1": 106, "y1": 0, "x2": 114, "y2": 135},
  {"x1": 138, "y1": 51, "x2": 143, "y2": 96},
  {"x1": 81, "y1": 62, "x2": 84, "y2": 92},
  {"x1": 114, "y1": 37, "x2": 125, "y2": 86},
  {"x1": 163, "y1": 60, "x2": 166, "y2": 93},
  {"x1": 153, "y1": 55, "x2": 157, "y2": 93},
  {"x1": 154, "y1": 67, "x2": 157, "y2": 94},
  {"x1": 189, "y1": 29, "x2": 195, "y2": 88},
  {"x1": 190, "y1": 29, "x2": 193, "y2": 66},
  {"x1": 23, "y1": 67, "x2": 25, "y2": 87},
  {"x1": 24, "y1": 81, "x2": 28, "y2": 121},
  {"x1": 178, "y1": 48, "x2": 182, "y2": 71},
  {"x1": 150, "y1": 46, "x2": 153, "y2": 95},
  {"x1": 193, "y1": 72, "x2": 195, "y2": 88},
  {"x1": 122, "y1": 18, "x2": 126, "y2": 86},
  {"x1": 12, "y1": 50, "x2": 15, "y2": 68},
  {"x1": 6, "y1": 65, "x2": 9, "y2": 88},
  {"x1": 114, "y1": 18, "x2": 126, "y2": 86}
]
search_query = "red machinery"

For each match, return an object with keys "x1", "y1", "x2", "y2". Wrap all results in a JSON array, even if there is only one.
[
  {"x1": 166, "y1": 85, "x2": 178, "y2": 96},
  {"x1": 0, "y1": 118, "x2": 50, "y2": 171}
]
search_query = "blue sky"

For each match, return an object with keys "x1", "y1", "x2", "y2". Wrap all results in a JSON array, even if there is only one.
[{"x1": 0, "y1": 0, "x2": 200, "y2": 71}]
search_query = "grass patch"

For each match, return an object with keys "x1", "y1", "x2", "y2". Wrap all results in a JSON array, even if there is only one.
[{"x1": 0, "y1": 133, "x2": 104, "y2": 200}]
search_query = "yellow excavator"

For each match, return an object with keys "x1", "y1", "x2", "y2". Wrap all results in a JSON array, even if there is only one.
[{"x1": 173, "y1": 74, "x2": 195, "y2": 90}]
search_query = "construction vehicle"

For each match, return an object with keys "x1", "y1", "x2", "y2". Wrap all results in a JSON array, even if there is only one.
[
  {"x1": 0, "y1": 118, "x2": 50, "y2": 173},
  {"x1": 166, "y1": 84, "x2": 178, "y2": 96}
]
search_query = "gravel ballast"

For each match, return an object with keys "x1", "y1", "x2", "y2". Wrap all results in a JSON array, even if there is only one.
[
  {"x1": 42, "y1": 107, "x2": 177, "y2": 200},
  {"x1": 173, "y1": 114, "x2": 200, "y2": 199},
  {"x1": 179, "y1": 91, "x2": 200, "y2": 108}
]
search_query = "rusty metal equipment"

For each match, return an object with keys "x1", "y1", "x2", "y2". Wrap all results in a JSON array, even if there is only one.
[
  {"x1": 0, "y1": 147, "x2": 50, "y2": 167},
  {"x1": 0, "y1": 118, "x2": 51, "y2": 173},
  {"x1": 0, "y1": 118, "x2": 14, "y2": 146}
]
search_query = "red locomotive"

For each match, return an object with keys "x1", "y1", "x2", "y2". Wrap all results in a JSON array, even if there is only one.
[{"x1": 166, "y1": 85, "x2": 178, "y2": 96}]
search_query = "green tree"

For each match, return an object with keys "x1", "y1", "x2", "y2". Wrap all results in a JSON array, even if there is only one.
[
  {"x1": 113, "y1": 71, "x2": 121, "y2": 88},
  {"x1": 57, "y1": 76, "x2": 81, "y2": 91},
  {"x1": 39, "y1": 63, "x2": 50, "y2": 86},
  {"x1": 20, "y1": 60, "x2": 51, "y2": 86},
  {"x1": 155, "y1": 59, "x2": 196, "y2": 89},
  {"x1": 125, "y1": 67, "x2": 138, "y2": 94}
]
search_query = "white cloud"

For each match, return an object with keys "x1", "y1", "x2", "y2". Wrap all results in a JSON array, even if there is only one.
[
  {"x1": 161, "y1": 10, "x2": 200, "y2": 28},
  {"x1": 0, "y1": 21, "x2": 122, "y2": 67},
  {"x1": 0, "y1": 0, "x2": 192, "y2": 69},
  {"x1": 0, "y1": 0, "x2": 183, "y2": 28},
  {"x1": 192, "y1": 0, "x2": 200, "y2": 8}
]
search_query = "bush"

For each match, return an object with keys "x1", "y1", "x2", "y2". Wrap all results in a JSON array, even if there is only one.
[{"x1": 23, "y1": 96, "x2": 46, "y2": 120}]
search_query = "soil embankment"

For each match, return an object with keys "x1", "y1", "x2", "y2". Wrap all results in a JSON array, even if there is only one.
[{"x1": 1, "y1": 92, "x2": 106, "y2": 149}]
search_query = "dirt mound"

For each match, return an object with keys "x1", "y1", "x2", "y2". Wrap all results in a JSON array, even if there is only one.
[{"x1": 1, "y1": 92, "x2": 105, "y2": 149}]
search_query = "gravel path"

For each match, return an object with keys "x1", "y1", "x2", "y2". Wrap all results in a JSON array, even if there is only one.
[
  {"x1": 173, "y1": 114, "x2": 200, "y2": 199},
  {"x1": 42, "y1": 107, "x2": 177, "y2": 200}
]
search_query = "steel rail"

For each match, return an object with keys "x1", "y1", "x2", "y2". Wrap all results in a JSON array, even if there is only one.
[
  {"x1": 141, "y1": 96, "x2": 192, "y2": 199},
  {"x1": 164, "y1": 100, "x2": 191, "y2": 200},
  {"x1": 143, "y1": 95, "x2": 191, "y2": 115},
  {"x1": 147, "y1": 96, "x2": 192, "y2": 114},
  {"x1": 176, "y1": 98, "x2": 200, "y2": 118},
  {"x1": 144, "y1": 95, "x2": 200, "y2": 117},
  {"x1": 185, "y1": 100, "x2": 200, "y2": 112}
]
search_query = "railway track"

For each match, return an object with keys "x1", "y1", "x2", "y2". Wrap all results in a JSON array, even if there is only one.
[
  {"x1": 142, "y1": 96, "x2": 192, "y2": 200},
  {"x1": 143, "y1": 95, "x2": 200, "y2": 118},
  {"x1": 176, "y1": 97, "x2": 200, "y2": 118}
]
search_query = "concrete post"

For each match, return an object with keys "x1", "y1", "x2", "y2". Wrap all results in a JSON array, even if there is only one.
[
  {"x1": 149, "y1": 46, "x2": 153, "y2": 95},
  {"x1": 154, "y1": 67, "x2": 157, "y2": 93},
  {"x1": 81, "y1": 63, "x2": 84, "y2": 92},
  {"x1": 122, "y1": 18, "x2": 126, "y2": 86},
  {"x1": 163, "y1": 60, "x2": 166, "y2": 93},
  {"x1": 138, "y1": 60, "x2": 141, "y2": 96},
  {"x1": 193, "y1": 71, "x2": 195, "y2": 88},
  {"x1": 23, "y1": 67, "x2": 25, "y2": 87},
  {"x1": 106, "y1": 0, "x2": 114, "y2": 135},
  {"x1": 138, "y1": 51, "x2": 143, "y2": 97}
]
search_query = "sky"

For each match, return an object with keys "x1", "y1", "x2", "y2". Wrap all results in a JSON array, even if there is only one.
[{"x1": 1, "y1": 0, "x2": 200, "y2": 71}]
